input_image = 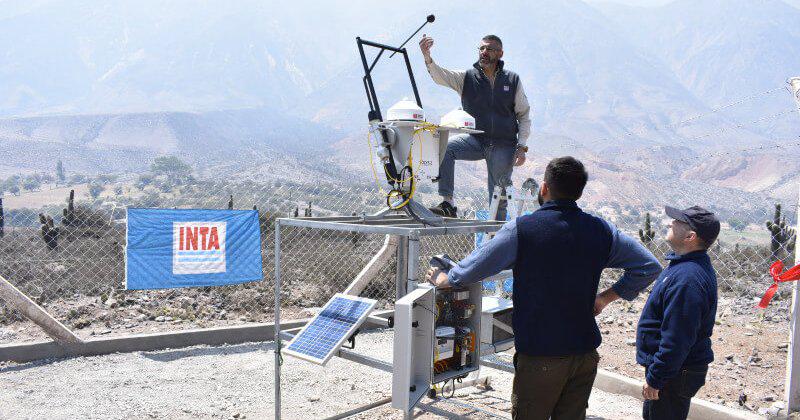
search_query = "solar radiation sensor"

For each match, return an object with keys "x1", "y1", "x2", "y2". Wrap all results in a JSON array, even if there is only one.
[{"x1": 283, "y1": 294, "x2": 377, "y2": 365}]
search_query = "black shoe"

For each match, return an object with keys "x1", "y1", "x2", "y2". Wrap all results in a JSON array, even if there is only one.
[{"x1": 429, "y1": 201, "x2": 458, "y2": 218}]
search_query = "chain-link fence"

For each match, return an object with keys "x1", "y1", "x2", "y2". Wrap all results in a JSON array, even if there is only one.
[
  {"x1": 0, "y1": 109, "x2": 798, "y2": 414},
  {"x1": 0, "y1": 158, "x2": 796, "y2": 343}
]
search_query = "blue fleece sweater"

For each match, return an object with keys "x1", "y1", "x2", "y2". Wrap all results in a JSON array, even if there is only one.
[{"x1": 636, "y1": 250, "x2": 718, "y2": 389}]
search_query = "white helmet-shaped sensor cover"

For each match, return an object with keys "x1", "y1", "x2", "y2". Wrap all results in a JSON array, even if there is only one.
[
  {"x1": 387, "y1": 97, "x2": 425, "y2": 121},
  {"x1": 440, "y1": 108, "x2": 475, "y2": 129}
]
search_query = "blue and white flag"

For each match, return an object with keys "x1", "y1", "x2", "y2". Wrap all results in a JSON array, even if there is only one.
[{"x1": 125, "y1": 208, "x2": 263, "y2": 290}]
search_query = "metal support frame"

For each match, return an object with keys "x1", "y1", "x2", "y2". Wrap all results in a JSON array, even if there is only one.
[
  {"x1": 785, "y1": 76, "x2": 800, "y2": 412},
  {"x1": 274, "y1": 222, "x2": 282, "y2": 420},
  {"x1": 396, "y1": 236, "x2": 409, "y2": 301},
  {"x1": 272, "y1": 214, "x2": 505, "y2": 419},
  {"x1": 0, "y1": 274, "x2": 83, "y2": 344}
]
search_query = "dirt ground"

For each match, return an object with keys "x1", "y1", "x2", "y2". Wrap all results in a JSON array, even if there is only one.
[
  {"x1": 2, "y1": 184, "x2": 90, "y2": 210},
  {"x1": 0, "y1": 329, "x2": 646, "y2": 420},
  {"x1": 0, "y1": 293, "x2": 790, "y2": 417},
  {"x1": 597, "y1": 294, "x2": 789, "y2": 416}
]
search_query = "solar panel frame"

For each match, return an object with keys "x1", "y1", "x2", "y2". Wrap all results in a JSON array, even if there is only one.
[{"x1": 283, "y1": 293, "x2": 377, "y2": 365}]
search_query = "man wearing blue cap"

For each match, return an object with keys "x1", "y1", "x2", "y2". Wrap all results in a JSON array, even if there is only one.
[{"x1": 637, "y1": 206, "x2": 720, "y2": 420}]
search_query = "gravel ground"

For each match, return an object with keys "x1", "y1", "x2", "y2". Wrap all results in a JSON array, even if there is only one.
[
  {"x1": 597, "y1": 296, "x2": 789, "y2": 416},
  {"x1": 0, "y1": 329, "x2": 645, "y2": 419}
]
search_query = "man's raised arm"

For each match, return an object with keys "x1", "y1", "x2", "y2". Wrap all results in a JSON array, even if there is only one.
[{"x1": 419, "y1": 35, "x2": 465, "y2": 95}]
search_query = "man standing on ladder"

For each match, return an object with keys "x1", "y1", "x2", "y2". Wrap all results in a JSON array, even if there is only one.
[{"x1": 420, "y1": 34, "x2": 531, "y2": 220}]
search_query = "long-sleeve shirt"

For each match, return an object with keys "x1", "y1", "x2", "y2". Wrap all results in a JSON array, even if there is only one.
[
  {"x1": 426, "y1": 60, "x2": 532, "y2": 147},
  {"x1": 448, "y1": 218, "x2": 661, "y2": 300}
]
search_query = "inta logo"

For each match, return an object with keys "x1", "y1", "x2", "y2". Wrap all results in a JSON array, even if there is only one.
[{"x1": 172, "y1": 222, "x2": 227, "y2": 274}]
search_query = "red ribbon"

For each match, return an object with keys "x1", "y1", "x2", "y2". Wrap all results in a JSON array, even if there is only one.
[{"x1": 758, "y1": 261, "x2": 800, "y2": 309}]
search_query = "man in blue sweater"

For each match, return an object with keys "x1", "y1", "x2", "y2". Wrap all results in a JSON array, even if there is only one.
[
  {"x1": 426, "y1": 157, "x2": 662, "y2": 420},
  {"x1": 636, "y1": 206, "x2": 719, "y2": 420}
]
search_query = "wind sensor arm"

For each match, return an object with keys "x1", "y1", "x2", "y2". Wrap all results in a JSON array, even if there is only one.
[{"x1": 356, "y1": 15, "x2": 433, "y2": 122}]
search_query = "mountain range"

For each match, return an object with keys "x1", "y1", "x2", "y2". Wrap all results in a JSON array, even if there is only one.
[{"x1": 0, "y1": 0, "x2": 798, "y2": 211}]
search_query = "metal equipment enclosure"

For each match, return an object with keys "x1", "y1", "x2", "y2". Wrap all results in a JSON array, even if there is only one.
[{"x1": 272, "y1": 213, "x2": 506, "y2": 419}]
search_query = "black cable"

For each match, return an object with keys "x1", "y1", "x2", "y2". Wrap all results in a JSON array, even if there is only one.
[
  {"x1": 413, "y1": 302, "x2": 438, "y2": 318},
  {"x1": 398, "y1": 164, "x2": 430, "y2": 226}
]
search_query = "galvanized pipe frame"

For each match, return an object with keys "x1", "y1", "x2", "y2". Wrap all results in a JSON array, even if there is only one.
[
  {"x1": 272, "y1": 215, "x2": 505, "y2": 420},
  {"x1": 277, "y1": 215, "x2": 505, "y2": 237}
]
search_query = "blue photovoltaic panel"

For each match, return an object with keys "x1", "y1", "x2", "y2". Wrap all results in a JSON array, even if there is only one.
[{"x1": 283, "y1": 294, "x2": 377, "y2": 365}]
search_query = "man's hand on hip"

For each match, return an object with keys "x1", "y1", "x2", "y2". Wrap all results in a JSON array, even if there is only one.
[
  {"x1": 642, "y1": 383, "x2": 660, "y2": 400},
  {"x1": 425, "y1": 267, "x2": 451, "y2": 288},
  {"x1": 593, "y1": 288, "x2": 621, "y2": 316},
  {"x1": 513, "y1": 148, "x2": 527, "y2": 166},
  {"x1": 419, "y1": 34, "x2": 434, "y2": 64}
]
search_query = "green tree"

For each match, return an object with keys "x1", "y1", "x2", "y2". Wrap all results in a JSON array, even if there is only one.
[
  {"x1": 40, "y1": 173, "x2": 54, "y2": 185},
  {"x1": 88, "y1": 182, "x2": 105, "y2": 199},
  {"x1": 96, "y1": 174, "x2": 117, "y2": 184},
  {"x1": 151, "y1": 156, "x2": 192, "y2": 183},
  {"x1": 4, "y1": 175, "x2": 21, "y2": 196},
  {"x1": 728, "y1": 218, "x2": 747, "y2": 231},
  {"x1": 68, "y1": 174, "x2": 87, "y2": 185},
  {"x1": 136, "y1": 174, "x2": 155, "y2": 190},
  {"x1": 56, "y1": 160, "x2": 65, "y2": 183},
  {"x1": 22, "y1": 174, "x2": 42, "y2": 192}
]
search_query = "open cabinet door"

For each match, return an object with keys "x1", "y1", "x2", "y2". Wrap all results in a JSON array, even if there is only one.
[{"x1": 392, "y1": 284, "x2": 435, "y2": 412}]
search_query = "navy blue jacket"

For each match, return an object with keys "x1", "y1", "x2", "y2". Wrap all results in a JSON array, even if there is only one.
[
  {"x1": 636, "y1": 251, "x2": 718, "y2": 389},
  {"x1": 462, "y1": 60, "x2": 520, "y2": 146},
  {"x1": 448, "y1": 200, "x2": 662, "y2": 356}
]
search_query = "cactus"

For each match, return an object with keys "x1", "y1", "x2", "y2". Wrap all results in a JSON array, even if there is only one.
[
  {"x1": 639, "y1": 212, "x2": 656, "y2": 244},
  {"x1": 0, "y1": 197, "x2": 4, "y2": 238},
  {"x1": 39, "y1": 213, "x2": 59, "y2": 250},
  {"x1": 55, "y1": 160, "x2": 65, "y2": 183},
  {"x1": 766, "y1": 203, "x2": 796, "y2": 261},
  {"x1": 62, "y1": 189, "x2": 77, "y2": 227}
]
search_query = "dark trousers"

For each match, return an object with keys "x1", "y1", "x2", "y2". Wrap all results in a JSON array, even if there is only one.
[
  {"x1": 512, "y1": 350, "x2": 599, "y2": 420},
  {"x1": 642, "y1": 366, "x2": 707, "y2": 420}
]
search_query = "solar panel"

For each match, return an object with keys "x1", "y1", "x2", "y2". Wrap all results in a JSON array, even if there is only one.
[{"x1": 283, "y1": 293, "x2": 377, "y2": 365}]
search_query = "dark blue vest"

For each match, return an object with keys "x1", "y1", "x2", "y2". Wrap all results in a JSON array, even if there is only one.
[
  {"x1": 461, "y1": 60, "x2": 519, "y2": 146},
  {"x1": 512, "y1": 201, "x2": 614, "y2": 356}
]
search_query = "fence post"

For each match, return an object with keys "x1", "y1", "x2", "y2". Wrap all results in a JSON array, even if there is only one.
[{"x1": 785, "y1": 76, "x2": 800, "y2": 412}]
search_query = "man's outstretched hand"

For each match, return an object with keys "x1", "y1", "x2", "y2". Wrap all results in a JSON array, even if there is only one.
[
  {"x1": 419, "y1": 34, "x2": 434, "y2": 63},
  {"x1": 425, "y1": 267, "x2": 451, "y2": 288}
]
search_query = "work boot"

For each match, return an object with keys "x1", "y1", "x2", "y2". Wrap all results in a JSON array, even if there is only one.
[{"x1": 429, "y1": 201, "x2": 458, "y2": 218}]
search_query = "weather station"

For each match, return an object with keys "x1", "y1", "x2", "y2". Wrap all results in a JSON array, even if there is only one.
[{"x1": 271, "y1": 14, "x2": 524, "y2": 419}]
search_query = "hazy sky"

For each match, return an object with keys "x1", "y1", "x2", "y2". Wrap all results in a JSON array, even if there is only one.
[{"x1": 585, "y1": 0, "x2": 673, "y2": 5}]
